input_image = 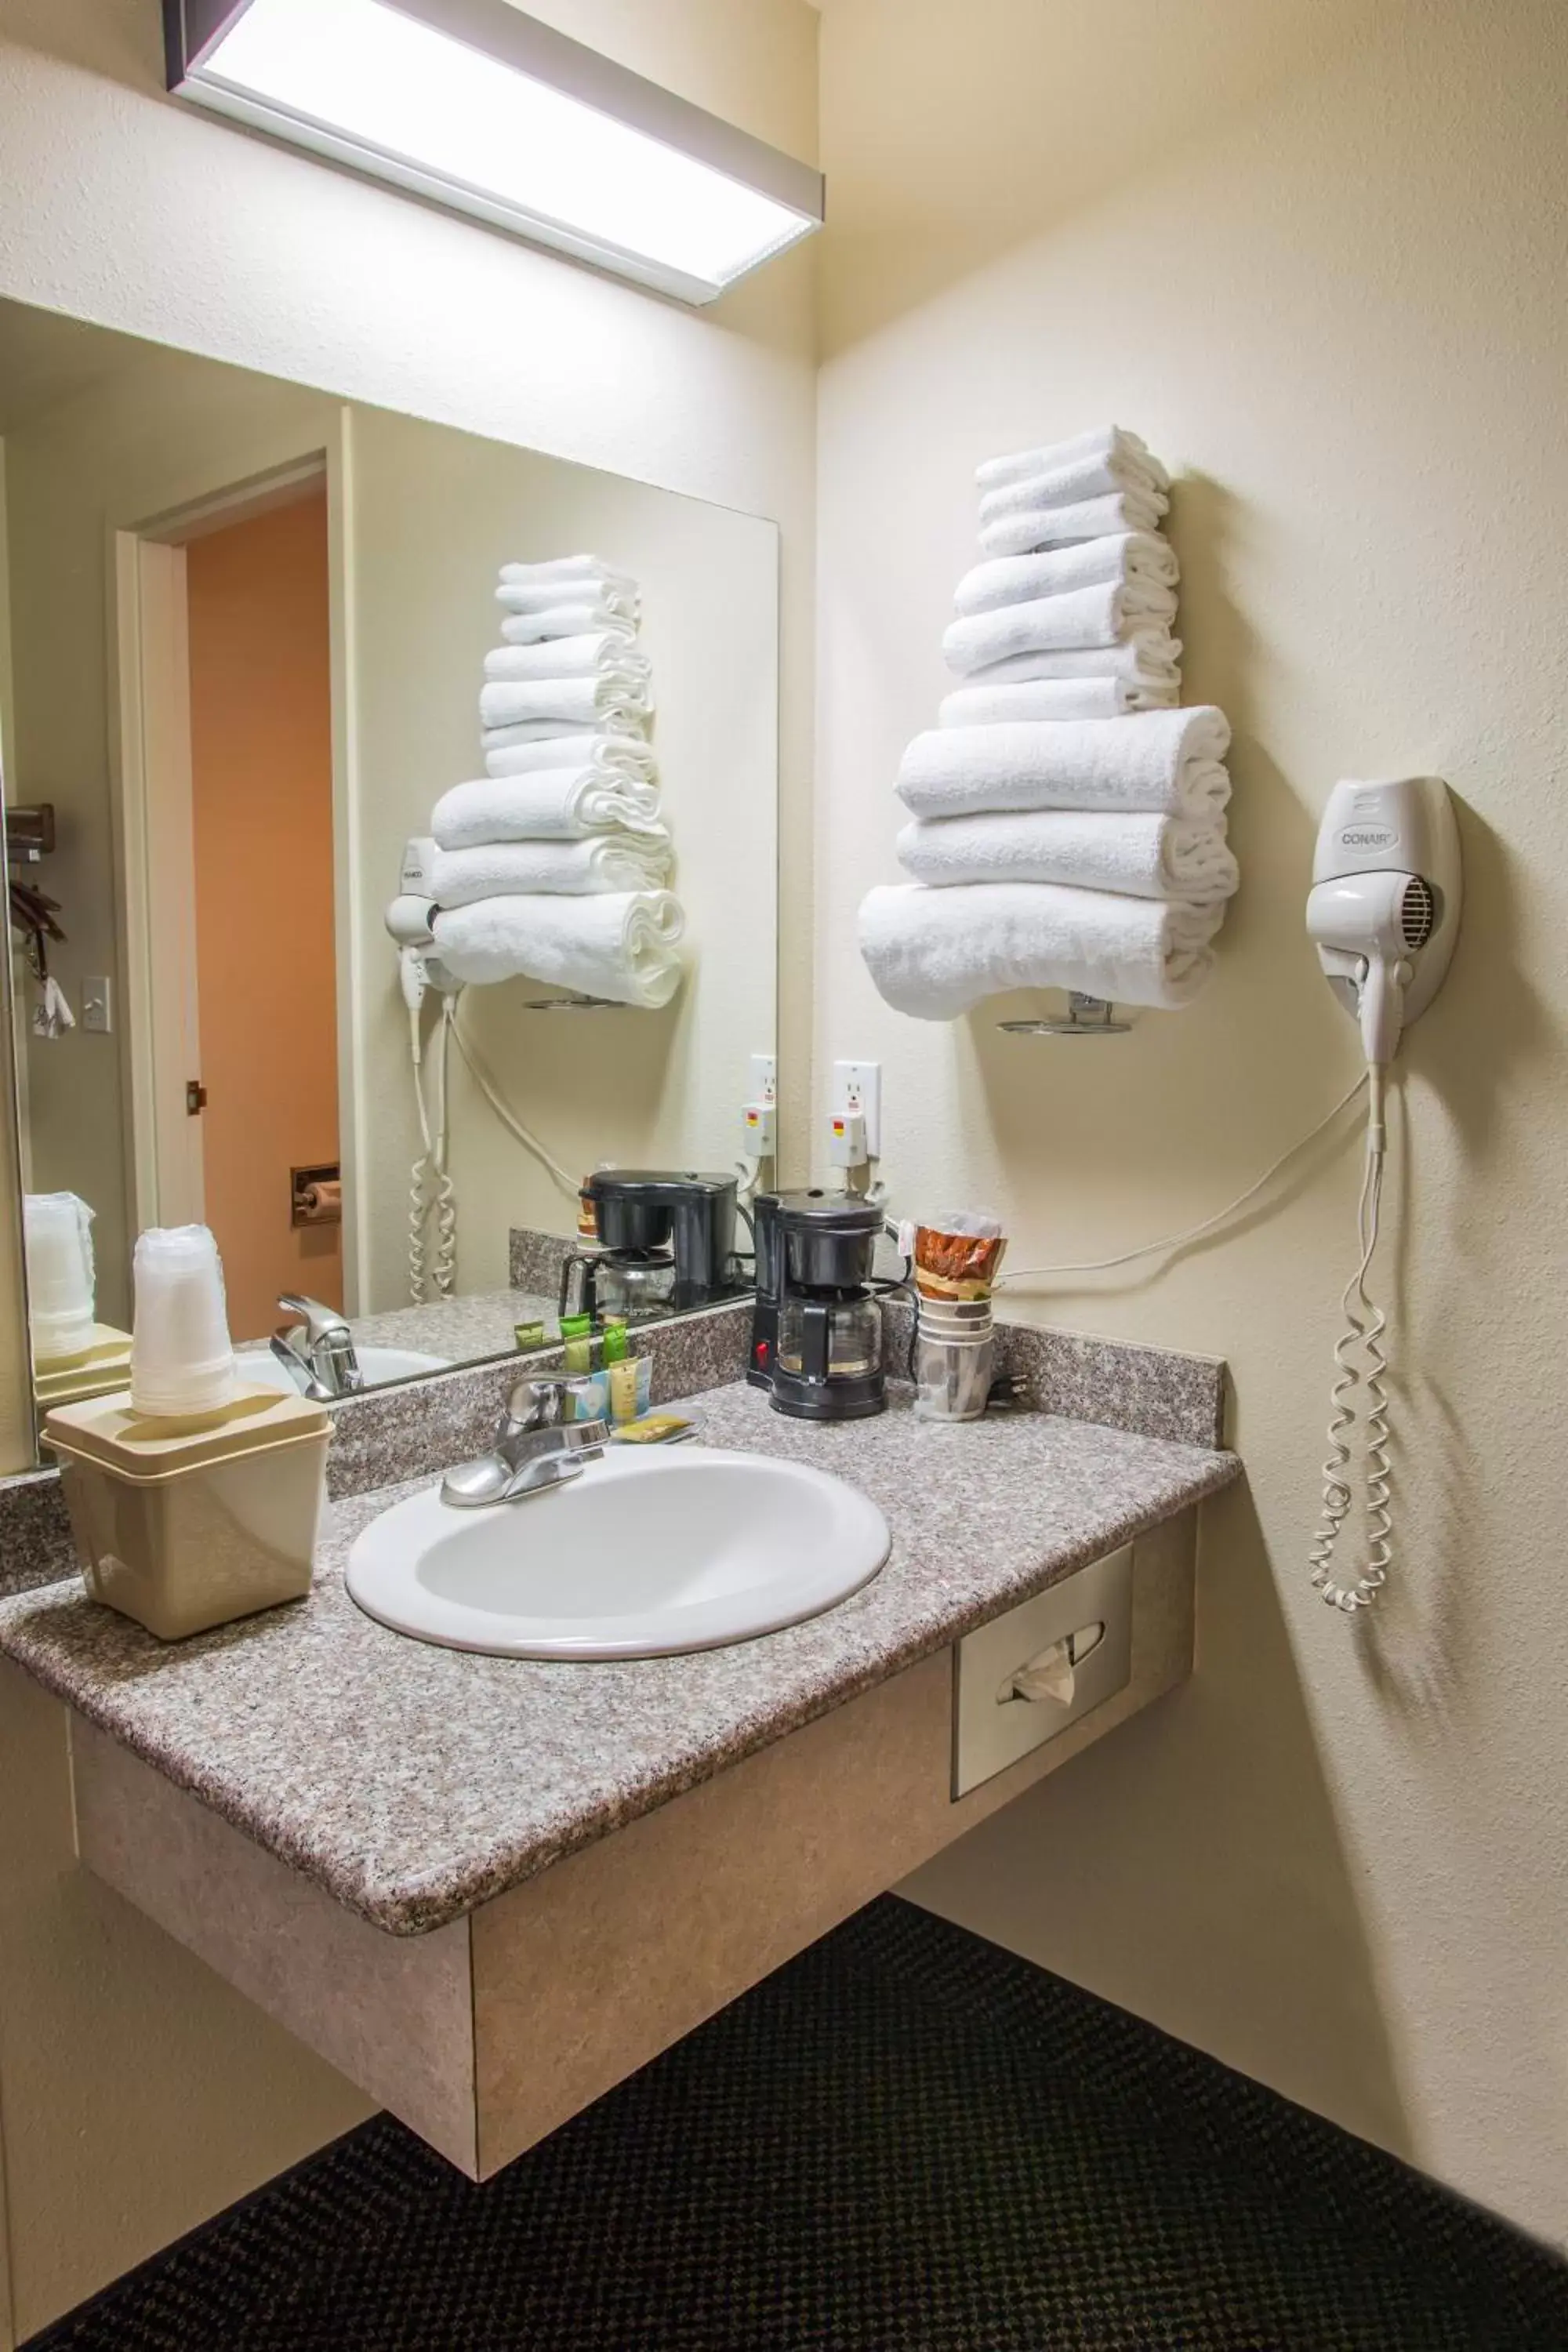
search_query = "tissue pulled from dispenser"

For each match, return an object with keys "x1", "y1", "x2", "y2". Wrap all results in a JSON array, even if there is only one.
[{"x1": 897, "y1": 1207, "x2": 1008, "y2": 1300}]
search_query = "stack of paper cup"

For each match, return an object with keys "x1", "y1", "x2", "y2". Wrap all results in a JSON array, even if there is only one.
[
  {"x1": 129, "y1": 1225, "x2": 238, "y2": 1418},
  {"x1": 24, "y1": 1192, "x2": 97, "y2": 1366}
]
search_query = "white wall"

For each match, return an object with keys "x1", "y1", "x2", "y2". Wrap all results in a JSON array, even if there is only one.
[
  {"x1": 817, "y1": 0, "x2": 1568, "y2": 2249},
  {"x1": 0, "y1": 3, "x2": 818, "y2": 2337},
  {"x1": 344, "y1": 405, "x2": 778, "y2": 1308}
]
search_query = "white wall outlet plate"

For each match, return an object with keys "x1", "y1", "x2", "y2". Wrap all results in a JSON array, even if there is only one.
[
  {"x1": 832, "y1": 1060, "x2": 881, "y2": 1158},
  {"x1": 82, "y1": 976, "x2": 113, "y2": 1034},
  {"x1": 748, "y1": 1052, "x2": 777, "y2": 1105}
]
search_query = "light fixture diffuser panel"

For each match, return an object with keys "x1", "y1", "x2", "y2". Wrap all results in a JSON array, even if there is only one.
[{"x1": 165, "y1": 0, "x2": 824, "y2": 303}]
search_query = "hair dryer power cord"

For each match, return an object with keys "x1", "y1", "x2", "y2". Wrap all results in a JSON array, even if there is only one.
[{"x1": 1308, "y1": 1066, "x2": 1392, "y2": 1613}]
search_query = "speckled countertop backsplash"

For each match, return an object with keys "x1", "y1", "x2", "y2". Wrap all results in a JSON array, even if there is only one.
[{"x1": 0, "y1": 1298, "x2": 1224, "y2": 1602}]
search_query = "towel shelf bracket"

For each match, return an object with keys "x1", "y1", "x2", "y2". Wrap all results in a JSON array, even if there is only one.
[
  {"x1": 998, "y1": 992, "x2": 1131, "y2": 1037},
  {"x1": 523, "y1": 993, "x2": 630, "y2": 1014}
]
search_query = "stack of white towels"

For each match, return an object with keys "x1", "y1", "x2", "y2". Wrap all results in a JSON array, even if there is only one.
[
  {"x1": 858, "y1": 426, "x2": 1238, "y2": 1021},
  {"x1": 430, "y1": 555, "x2": 686, "y2": 1009}
]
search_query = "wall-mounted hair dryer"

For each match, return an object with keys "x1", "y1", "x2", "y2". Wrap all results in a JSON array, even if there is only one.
[
  {"x1": 1306, "y1": 777, "x2": 1461, "y2": 1072},
  {"x1": 1303, "y1": 775, "x2": 1461, "y2": 1617}
]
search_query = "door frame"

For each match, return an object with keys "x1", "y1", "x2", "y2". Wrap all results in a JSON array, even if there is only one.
[{"x1": 107, "y1": 442, "x2": 365, "y2": 1305}]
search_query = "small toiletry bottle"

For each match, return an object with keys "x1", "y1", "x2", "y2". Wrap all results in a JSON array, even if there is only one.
[
  {"x1": 514, "y1": 1319, "x2": 546, "y2": 1352},
  {"x1": 560, "y1": 1313, "x2": 594, "y2": 1375},
  {"x1": 601, "y1": 1316, "x2": 630, "y2": 1365},
  {"x1": 609, "y1": 1356, "x2": 653, "y2": 1424}
]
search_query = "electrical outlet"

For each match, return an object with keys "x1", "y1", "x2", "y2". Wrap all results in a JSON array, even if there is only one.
[
  {"x1": 748, "y1": 1052, "x2": 777, "y2": 1105},
  {"x1": 82, "y1": 976, "x2": 112, "y2": 1034},
  {"x1": 832, "y1": 1060, "x2": 882, "y2": 1158}
]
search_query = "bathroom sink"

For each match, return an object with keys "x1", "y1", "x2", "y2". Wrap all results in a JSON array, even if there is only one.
[
  {"x1": 345, "y1": 1444, "x2": 891, "y2": 1659},
  {"x1": 238, "y1": 1345, "x2": 451, "y2": 1395}
]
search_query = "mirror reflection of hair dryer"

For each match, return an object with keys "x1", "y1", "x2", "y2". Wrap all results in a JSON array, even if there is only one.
[
  {"x1": 1303, "y1": 777, "x2": 1461, "y2": 1615},
  {"x1": 387, "y1": 839, "x2": 462, "y2": 1302}
]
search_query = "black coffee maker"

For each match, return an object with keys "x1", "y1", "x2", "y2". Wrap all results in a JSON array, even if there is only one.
[
  {"x1": 750, "y1": 1190, "x2": 891, "y2": 1421},
  {"x1": 561, "y1": 1171, "x2": 741, "y2": 1323}
]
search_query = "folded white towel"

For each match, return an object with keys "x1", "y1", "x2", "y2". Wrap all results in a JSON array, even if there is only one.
[
  {"x1": 976, "y1": 426, "x2": 1171, "y2": 497},
  {"x1": 432, "y1": 837, "x2": 672, "y2": 903},
  {"x1": 499, "y1": 556, "x2": 634, "y2": 592},
  {"x1": 858, "y1": 882, "x2": 1221, "y2": 1018},
  {"x1": 484, "y1": 711, "x2": 646, "y2": 750},
  {"x1": 433, "y1": 769, "x2": 666, "y2": 848},
  {"x1": 895, "y1": 811, "x2": 1238, "y2": 904},
  {"x1": 480, "y1": 673, "x2": 653, "y2": 735},
  {"x1": 979, "y1": 490, "x2": 1163, "y2": 558},
  {"x1": 500, "y1": 604, "x2": 637, "y2": 645},
  {"x1": 943, "y1": 580, "x2": 1178, "y2": 676},
  {"x1": 977, "y1": 454, "x2": 1170, "y2": 529},
  {"x1": 953, "y1": 533, "x2": 1178, "y2": 619},
  {"x1": 965, "y1": 630, "x2": 1182, "y2": 692},
  {"x1": 484, "y1": 633, "x2": 652, "y2": 684},
  {"x1": 896, "y1": 707, "x2": 1232, "y2": 823},
  {"x1": 498, "y1": 578, "x2": 638, "y2": 619},
  {"x1": 482, "y1": 731, "x2": 655, "y2": 779},
  {"x1": 433, "y1": 891, "x2": 684, "y2": 1008},
  {"x1": 939, "y1": 675, "x2": 1176, "y2": 724}
]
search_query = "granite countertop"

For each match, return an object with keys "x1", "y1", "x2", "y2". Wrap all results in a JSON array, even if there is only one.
[{"x1": 0, "y1": 1382, "x2": 1240, "y2": 1938}]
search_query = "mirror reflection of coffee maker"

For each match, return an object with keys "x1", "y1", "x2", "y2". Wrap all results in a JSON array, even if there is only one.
[
  {"x1": 750, "y1": 1191, "x2": 893, "y2": 1421},
  {"x1": 560, "y1": 1171, "x2": 741, "y2": 1324}
]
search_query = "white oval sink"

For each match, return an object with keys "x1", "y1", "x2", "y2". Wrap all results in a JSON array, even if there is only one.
[
  {"x1": 238, "y1": 1345, "x2": 451, "y2": 1396},
  {"x1": 345, "y1": 1444, "x2": 891, "y2": 1659}
]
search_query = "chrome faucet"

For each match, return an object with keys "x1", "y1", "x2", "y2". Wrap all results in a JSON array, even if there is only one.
[
  {"x1": 272, "y1": 1294, "x2": 362, "y2": 1401},
  {"x1": 441, "y1": 1377, "x2": 610, "y2": 1509}
]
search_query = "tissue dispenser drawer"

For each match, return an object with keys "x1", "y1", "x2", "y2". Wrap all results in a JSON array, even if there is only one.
[{"x1": 953, "y1": 1544, "x2": 1134, "y2": 1798}]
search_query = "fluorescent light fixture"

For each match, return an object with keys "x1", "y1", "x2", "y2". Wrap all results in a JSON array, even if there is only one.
[{"x1": 164, "y1": 0, "x2": 824, "y2": 303}]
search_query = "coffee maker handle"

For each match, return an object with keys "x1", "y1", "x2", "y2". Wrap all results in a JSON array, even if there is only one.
[
  {"x1": 557, "y1": 1250, "x2": 598, "y2": 1320},
  {"x1": 800, "y1": 1299, "x2": 832, "y2": 1383}
]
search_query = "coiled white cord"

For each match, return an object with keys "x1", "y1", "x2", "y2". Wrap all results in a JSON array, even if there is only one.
[
  {"x1": 407, "y1": 997, "x2": 459, "y2": 1301},
  {"x1": 1308, "y1": 1065, "x2": 1392, "y2": 1613}
]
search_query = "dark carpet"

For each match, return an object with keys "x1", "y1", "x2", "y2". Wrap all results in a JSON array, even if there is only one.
[{"x1": 27, "y1": 1896, "x2": 1568, "y2": 2350}]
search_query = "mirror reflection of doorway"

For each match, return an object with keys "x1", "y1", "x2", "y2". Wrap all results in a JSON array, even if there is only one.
[{"x1": 125, "y1": 476, "x2": 339, "y2": 1345}]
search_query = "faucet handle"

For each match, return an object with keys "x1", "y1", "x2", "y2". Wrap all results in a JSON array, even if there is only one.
[
  {"x1": 278, "y1": 1291, "x2": 351, "y2": 1342},
  {"x1": 501, "y1": 1375, "x2": 576, "y2": 1434}
]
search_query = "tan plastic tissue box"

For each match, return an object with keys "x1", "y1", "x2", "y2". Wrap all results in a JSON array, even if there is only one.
[{"x1": 45, "y1": 1386, "x2": 331, "y2": 1641}]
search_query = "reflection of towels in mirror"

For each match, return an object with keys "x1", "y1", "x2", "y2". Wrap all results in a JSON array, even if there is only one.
[
  {"x1": 434, "y1": 770, "x2": 666, "y2": 846},
  {"x1": 480, "y1": 675, "x2": 654, "y2": 733},
  {"x1": 499, "y1": 603, "x2": 637, "y2": 644},
  {"x1": 434, "y1": 891, "x2": 685, "y2": 1008},
  {"x1": 483, "y1": 633, "x2": 651, "y2": 684},
  {"x1": 432, "y1": 837, "x2": 673, "y2": 902}
]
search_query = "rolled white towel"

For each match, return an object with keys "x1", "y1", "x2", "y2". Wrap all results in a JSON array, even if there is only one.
[
  {"x1": 953, "y1": 534, "x2": 1178, "y2": 619},
  {"x1": 433, "y1": 890, "x2": 684, "y2": 1008},
  {"x1": 499, "y1": 556, "x2": 634, "y2": 592},
  {"x1": 940, "y1": 676, "x2": 1176, "y2": 724},
  {"x1": 500, "y1": 604, "x2": 637, "y2": 645},
  {"x1": 498, "y1": 578, "x2": 638, "y2": 620},
  {"x1": 943, "y1": 580, "x2": 1178, "y2": 676},
  {"x1": 976, "y1": 427, "x2": 1171, "y2": 497},
  {"x1": 433, "y1": 771, "x2": 666, "y2": 848},
  {"x1": 977, "y1": 453, "x2": 1170, "y2": 527},
  {"x1": 484, "y1": 633, "x2": 652, "y2": 684},
  {"x1": 858, "y1": 882, "x2": 1221, "y2": 1019},
  {"x1": 896, "y1": 708, "x2": 1232, "y2": 823},
  {"x1": 980, "y1": 490, "x2": 1163, "y2": 558},
  {"x1": 966, "y1": 630, "x2": 1181, "y2": 692},
  {"x1": 433, "y1": 836, "x2": 672, "y2": 902},
  {"x1": 480, "y1": 673, "x2": 653, "y2": 735},
  {"x1": 895, "y1": 811, "x2": 1239, "y2": 905},
  {"x1": 485, "y1": 712, "x2": 646, "y2": 750},
  {"x1": 483, "y1": 731, "x2": 655, "y2": 781}
]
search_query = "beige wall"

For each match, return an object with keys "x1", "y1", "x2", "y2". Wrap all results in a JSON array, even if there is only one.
[
  {"x1": 344, "y1": 405, "x2": 777, "y2": 1311},
  {"x1": 0, "y1": 2, "x2": 818, "y2": 2339},
  {"x1": 817, "y1": 0, "x2": 1568, "y2": 2248}
]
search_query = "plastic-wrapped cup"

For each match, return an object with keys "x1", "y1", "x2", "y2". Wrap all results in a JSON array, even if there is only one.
[
  {"x1": 24, "y1": 1192, "x2": 97, "y2": 1366},
  {"x1": 130, "y1": 1225, "x2": 238, "y2": 1418}
]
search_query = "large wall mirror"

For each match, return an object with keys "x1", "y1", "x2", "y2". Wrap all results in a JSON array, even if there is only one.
[{"x1": 0, "y1": 297, "x2": 779, "y2": 1446}]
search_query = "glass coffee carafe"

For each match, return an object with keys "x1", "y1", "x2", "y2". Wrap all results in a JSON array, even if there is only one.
[{"x1": 778, "y1": 1290, "x2": 883, "y2": 1384}]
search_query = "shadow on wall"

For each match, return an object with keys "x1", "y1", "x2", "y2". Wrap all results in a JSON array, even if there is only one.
[
  {"x1": 816, "y1": 0, "x2": 1396, "y2": 358},
  {"x1": 906, "y1": 1473, "x2": 1412, "y2": 2154}
]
